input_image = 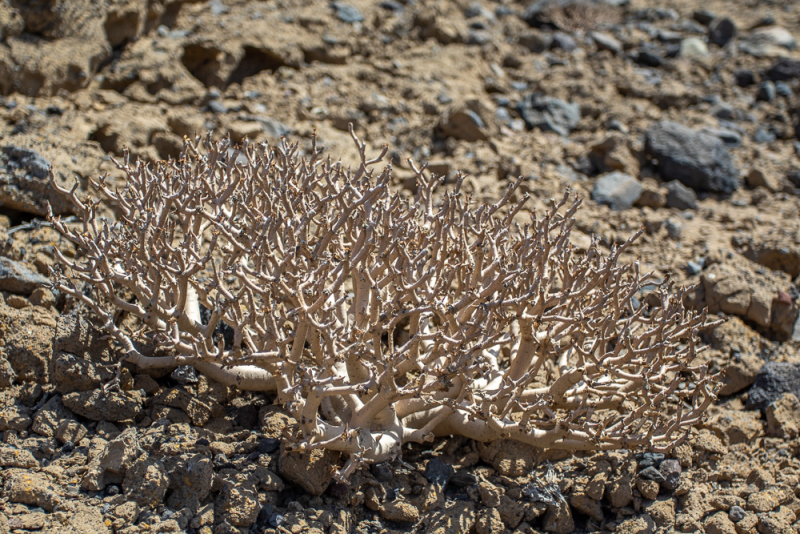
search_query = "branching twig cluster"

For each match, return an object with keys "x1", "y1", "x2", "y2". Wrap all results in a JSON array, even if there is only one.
[{"x1": 49, "y1": 129, "x2": 720, "y2": 479}]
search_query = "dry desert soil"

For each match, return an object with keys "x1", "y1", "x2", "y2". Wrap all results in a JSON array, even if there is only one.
[{"x1": 1, "y1": 0, "x2": 800, "y2": 533}]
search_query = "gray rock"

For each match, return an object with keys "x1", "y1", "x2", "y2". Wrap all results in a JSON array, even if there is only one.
[
  {"x1": 709, "y1": 18, "x2": 736, "y2": 47},
  {"x1": 517, "y1": 93, "x2": 580, "y2": 136},
  {"x1": 659, "y1": 459, "x2": 681, "y2": 491},
  {"x1": 746, "y1": 362, "x2": 800, "y2": 412},
  {"x1": 438, "y1": 105, "x2": 490, "y2": 142},
  {"x1": 0, "y1": 257, "x2": 50, "y2": 296},
  {"x1": 729, "y1": 505, "x2": 746, "y2": 522},
  {"x1": 664, "y1": 180, "x2": 697, "y2": 209},
  {"x1": 518, "y1": 30, "x2": 552, "y2": 53},
  {"x1": 685, "y1": 261, "x2": 703, "y2": 275},
  {"x1": 591, "y1": 31, "x2": 622, "y2": 54},
  {"x1": 734, "y1": 69, "x2": 757, "y2": 87},
  {"x1": 757, "y1": 81, "x2": 776, "y2": 102},
  {"x1": 331, "y1": 1, "x2": 363, "y2": 23},
  {"x1": 701, "y1": 127, "x2": 742, "y2": 147},
  {"x1": 424, "y1": 458, "x2": 455, "y2": 488},
  {"x1": 3, "y1": 146, "x2": 50, "y2": 179},
  {"x1": 644, "y1": 121, "x2": 739, "y2": 193},
  {"x1": 638, "y1": 466, "x2": 665, "y2": 483},
  {"x1": 693, "y1": 9, "x2": 716, "y2": 26},
  {"x1": 775, "y1": 81, "x2": 793, "y2": 98},
  {"x1": 765, "y1": 58, "x2": 800, "y2": 81},
  {"x1": 665, "y1": 218, "x2": 682, "y2": 240},
  {"x1": 740, "y1": 26, "x2": 797, "y2": 57},
  {"x1": 592, "y1": 172, "x2": 643, "y2": 211},
  {"x1": 551, "y1": 32, "x2": 577, "y2": 52},
  {"x1": 171, "y1": 365, "x2": 199, "y2": 385},
  {"x1": 62, "y1": 389, "x2": 144, "y2": 422}
]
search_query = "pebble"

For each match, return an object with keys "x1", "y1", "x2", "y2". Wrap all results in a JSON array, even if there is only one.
[
  {"x1": 685, "y1": 261, "x2": 703, "y2": 275},
  {"x1": 424, "y1": 458, "x2": 455, "y2": 488},
  {"x1": 331, "y1": 2, "x2": 363, "y2": 23},
  {"x1": 709, "y1": 18, "x2": 737, "y2": 47},
  {"x1": 592, "y1": 172, "x2": 643, "y2": 211},
  {"x1": 729, "y1": 505, "x2": 747, "y2": 522},
  {"x1": 517, "y1": 93, "x2": 581, "y2": 136},
  {"x1": 665, "y1": 219, "x2": 682, "y2": 240},
  {"x1": 679, "y1": 37, "x2": 709, "y2": 58},
  {"x1": 659, "y1": 459, "x2": 682, "y2": 491},
  {"x1": 756, "y1": 81, "x2": 776, "y2": 102}
]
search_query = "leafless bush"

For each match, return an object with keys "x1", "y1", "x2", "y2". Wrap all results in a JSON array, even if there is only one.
[{"x1": 49, "y1": 129, "x2": 720, "y2": 479}]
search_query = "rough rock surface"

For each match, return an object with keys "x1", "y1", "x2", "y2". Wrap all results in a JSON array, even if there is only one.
[{"x1": 644, "y1": 121, "x2": 740, "y2": 193}]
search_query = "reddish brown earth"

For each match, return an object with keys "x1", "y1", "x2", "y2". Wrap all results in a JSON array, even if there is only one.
[{"x1": 1, "y1": 1, "x2": 800, "y2": 533}]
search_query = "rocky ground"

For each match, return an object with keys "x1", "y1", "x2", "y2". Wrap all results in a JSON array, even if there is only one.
[{"x1": 1, "y1": 0, "x2": 800, "y2": 533}]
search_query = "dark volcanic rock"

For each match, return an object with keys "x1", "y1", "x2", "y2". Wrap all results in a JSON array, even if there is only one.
[
  {"x1": 644, "y1": 121, "x2": 739, "y2": 193},
  {"x1": 765, "y1": 58, "x2": 800, "y2": 81},
  {"x1": 746, "y1": 362, "x2": 800, "y2": 412}
]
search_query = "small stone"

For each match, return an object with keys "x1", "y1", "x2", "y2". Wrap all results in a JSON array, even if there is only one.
[
  {"x1": 636, "y1": 478, "x2": 660, "y2": 500},
  {"x1": 659, "y1": 459, "x2": 681, "y2": 491},
  {"x1": 775, "y1": 81, "x2": 792, "y2": 97},
  {"x1": 0, "y1": 257, "x2": 50, "y2": 296},
  {"x1": 591, "y1": 31, "x2": 622, "y2": 54},
  {"x1": 735, "y1": 70, "x2": 758, "y2": 87},
  {"x1": 639, "y1": 466, "x2": 666, "y2": 483},
  {"x1": 664, "y1": 180, "x2": 698, "y2": 209},
  {"x1": 592, "y1": 172, "x2": 643, "y2": 211},
  {"x1": 637, "y1": 453, "x2": 665, "y2": 470},
  {"x1": 519, "y1": 30, "x2": 552, "y2": 53},
  {"x1": 729, "y1": 505, "x2": 746, "y2": 522},
  {"x1": 551, "y1": 32, "x2": 577, "y2": 52},
  {"x1": 517, "y1": 93, "x2": 581, "y2": 136},
  {"x1": 693, "y1": 9, "x2": 716, "y2": 26},
  {"x1": 686, "y1": 261, "x2": 703, "y2": 275},
  {"x1": 680, "y1": 37, "x2": 709, "y2": 58},
  {"x1": 171, "y1": 365, "x2": 198, "y2": 385},
  {"x1": 0, "y1": 445, "x2": 38, "y2": 468},
  {"x1": 710, "y1": 18, "x2": 737, "y2": 47},
  {"x1": 206, "y1": 100, "x2": 227, "y2": 114},
  {"x1": 665, "y1": 219, "x2": 682, "y2": 240},
  {"x1": 4, "y1": 470, "x2": 63, "y2": 511},
  {"x1": 123, "y1": 454, "x2": 169, "y2": 509},
  {"x1": 331, "y1": 1, "x2": 363, "y2": 23},
  {"x1": 701, "y1": 127, "x2": 742, "y2": 147},
  {"x1": 424, "y1": 457, "x2": 455, "y2": 488},
  {"x1": 765, "y1": 58, "x2": 800, "y2": 81},
  {"x1": 746, "y1": 362, "x2": 800, "y2": 412},
  {"x1": 757, "y1": 81, "x2": 777, "y2": 102},
  {"x1": 381, "y1": 499, "x2": 419, "y2": 523}
]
